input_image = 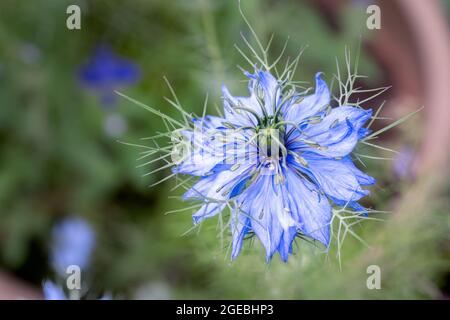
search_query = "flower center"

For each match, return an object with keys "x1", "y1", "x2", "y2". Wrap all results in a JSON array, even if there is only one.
[{"x1": 257, "y1": 126, "x2": 286, "y2": 162}]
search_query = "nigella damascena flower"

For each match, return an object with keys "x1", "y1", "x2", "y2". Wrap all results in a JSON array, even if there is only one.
[
  {"x1": 173, "y1": 70, "x2": 375, "y2": 261},
  {"x1": 51, "y1": 217, "x2": 96, "y2": 276}
]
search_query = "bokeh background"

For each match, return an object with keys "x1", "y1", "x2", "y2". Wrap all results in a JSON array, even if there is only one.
[{"x1": 0, "y1": 0, "x2": 449, "y2": 299}]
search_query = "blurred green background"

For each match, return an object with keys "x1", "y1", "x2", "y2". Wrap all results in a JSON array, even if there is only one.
[{"x1": 0, "y1": 0, "x2": 448, "y2": 299}]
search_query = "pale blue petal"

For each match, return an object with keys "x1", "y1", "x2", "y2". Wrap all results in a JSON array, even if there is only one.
[
  {"x1": 173, "y1": 153, "x2": 225, "y2": 176},
  {"x1": 288, "y1": 106, "x2": 372, "y2": 157},
  {"x1": 284, "y1": 168, "x2": 332, "y2": 246},
  {"x1": 283, "y1": 73, "x2": 330, "y2": 123},
  {"x1": 222, "y1": 85, "x2": 261, "y2": 127},
  {"x1": 237, "y1": 175, "x2": 288, "y2": 260},
  {"x1": 342, "y1": 156, "x2": 376, "y2": 185},
  {"x1": 184, "y1": 164, "x2": 254, "y2": 224},
  {"x1": 358, "y1": 127, "x2": 371, "y2": 139},
  {"x1": 183, "y1": 164, "x2": 253, "y2": 201},
  {"x1": 247, "y1": 70, "x2": 280, "y2": 115},
  {"x1": 192, "y1": 202, "x2": 226, "y2": 224},
  {"x1": 278, "y1": 226, "x2": 297, "y2": 262},
  {"x1": 299, "y1": 156, "x2": 370, "y2": 202},
  {"x1": 174, "y1": 122, "x2": 251, "y2": 176},
  {"x1": 230, "y1": 212, "x2": 251, "y2": 260}
]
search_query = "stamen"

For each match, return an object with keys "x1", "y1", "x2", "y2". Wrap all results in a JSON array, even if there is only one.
[
  {"x1": 308, "y1": 116, "x2": 323, "y2": 124},
  {"x1": 330, "y1": 119, "x2": 339, "y2": 129},
  {"x1": 259, "y1": 209, "x2": 264, "y2": 219},
  {"x1": 230, "y1": 163, "x2": 240, "y2": 171},
  {"x1": 222, "y1": 122, "x2": 236, "y2": 129},
  {"x1": 292, "y1": 153, "x2": 309, "y2": 167}
]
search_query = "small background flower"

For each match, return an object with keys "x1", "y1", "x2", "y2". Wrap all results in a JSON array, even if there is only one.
[
  {"x1": 50, "y1": 217, "x2": 96, "y2": 276},
  {"x1": 78, "y1": 45, "x2": 141, "y2": 107},
  {"x1": 42, "y1": 280, "x2": 66, "y2": 300},
  {"x1": 393, "y1": 146, "x2": 415, "y2": 179},
  {"x1": 42, "y1": 280, "x2": 111, "y2": 300}
]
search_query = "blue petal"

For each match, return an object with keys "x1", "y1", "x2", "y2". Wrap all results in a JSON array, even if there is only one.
[
  {"x1": 283, "y1": 168, "x2": 332, "y2": 247},
  {"x1": 358, "y1": 127, "x2": 371, "y2": 139},
  {"x1": 331, "y1": 197, "x2": 369, "y2": 217},
  {"x1": 298, "y1": 156, "x2": 370, "y2": 202},
  {"x1": 342, "y1": 156, "x2": 376, "y2": 186},
  {"x1": 192, "y1": 202, "x2": 226, "y2": 224},
  {"x1": 288, "y1": 106, "x2": 372, "y2": 157},
  {"x1": 230, "y1": 212, "x2": 251, "y2": 260},
  {"x1": 247, "y1": 70, "x2": 280, "y2": 115},
  {"x1": 209, "y1": 163, "x2": 234, "y2": 174},
  {"x1": 174, "y1": 122, "x2": 256, "y2": 176},
  {"x1": 278, "y1": 226, "x2": 297, "y2": 262},
  {"x1": 235, "y1": 167, "x2": 333, "y2": 260},
  {"x1": 229, "y1": 175, "x2": 251, "y2": 198},
  {"x1": 183, "y1": 164, "x2": 253, "y2": 201},
  {"x1": 222, "y1": 85, "x2": 261, "y2": 127},
  {"x1": 173, "y1": 124, "x2": 229, "y2": 176},
  {"x1": 283, "y1": 73, "x2": 330, "y2": 123},
  {"x1": 237, "y1": 175, "x2": 292, "y2": 260},
  {"x1": 172, "y1": 153, "x2": 224, "y2": 176},
  {"x1": 184, "y1": 165, "x2": 254, "y2": 224}
]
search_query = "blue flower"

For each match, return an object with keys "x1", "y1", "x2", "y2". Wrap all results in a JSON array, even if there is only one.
[
  {"x1": 42, "y1": 280, "x2": 67, "y2": 300},
  {"x1": 50, "y1": 217, "x2": 96, "y2": 276},
  {"x1": 79, "y1": 45, "x2": 140, "y2": 106},
  {"x1": 174, "y1": 70, "x2": 375, "y2": 261},
  {"x1": 42, "y1": 280, "x2": 111, "y2": 300}
]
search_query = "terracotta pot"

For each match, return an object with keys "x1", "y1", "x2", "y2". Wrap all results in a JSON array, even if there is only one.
[{"x1": 0, "y1": 270, "x2": 42, "y2": 300}]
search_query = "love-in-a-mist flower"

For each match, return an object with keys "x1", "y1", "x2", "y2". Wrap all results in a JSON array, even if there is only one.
[
  {"x1": 50, "y1": 217, "x2": 96, "y2": 276},
  {"x1": 173, "y1": 70, "x2": 375, "y2": 261}
]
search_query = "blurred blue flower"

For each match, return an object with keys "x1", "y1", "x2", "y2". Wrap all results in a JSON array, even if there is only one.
[
  {"x1": 174, "y1": 70, "x2": 375, "y2": 261},
  {"x1": 51, "y1": 217, "x2": 96, "y2": 276},
  {"x1": 42, "y1": 280, "x2": 111, "y2": 300},
  {"x1": 79, "y1": 45, "x2": 140, "y2": 106},
  {"x1": 393, "y1": 146, "x2": 414, "y2": 179},
  {"x1": 42, "y1": 280, "x2": 67, "y2": 300}
]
